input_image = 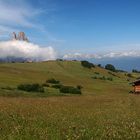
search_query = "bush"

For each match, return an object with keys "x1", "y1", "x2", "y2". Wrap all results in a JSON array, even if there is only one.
[
  {"x1": 107, "y1": 77, "x2": 113, "y2": 81},
  {"x1": 127, "y1": 79, "x2": 130, "y2": 81},
  {"x1": 94, "y1": 72, "x2": 100, "y2": 75},
  {"x1": 1, "y1": 86, "x2": 14, "y2": 90},
  {"x1": 60, "y1": 86, "x2": 82, "y2": 94},
  {"x1": 92, "y1": 76, "x2": 97, "y2": 79},
  {"x1": 97, "y1": 64, "x2": 102, "y2": 67},
  {"x1": 42, "y1": 83, "x2": 50, "y2": 87},
  {"x1": 17, "y1": 83, "x2": 44, "y2": 92},
  {"x1": 77, "y1": 85, "x2": 83, "y2": 90},
  {"x1": 46, "y1": 78, "x2": 60, "y2": 84},
  {"x1": 105, "y1": 64, "x2": 116, "y2": 72},
  {"x1": 56, "y1": 59, "x2": 63, "y2": 61},
  {"x1": 127, "y1": 73, "x2": 133, "y2": 78},
  {"x1": 81, "y1": 61, "x2": 95, "y2": 69},
  {"x1": 132, "y1": 69, "x2": 140, "y2": 73},
  {"x1": 99, "y1": 76, "x2": 106, "y2": 80},
  {"x1": 51, "y1": 84, "x2": 63, "y2": 89}
]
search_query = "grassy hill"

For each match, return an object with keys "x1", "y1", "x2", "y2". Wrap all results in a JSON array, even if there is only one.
[
  {"x1": 0, "y1": 61, "x2": 140, "y2": 139},
  {"x1": 0, "y1": 60, "x2": 136, "y2": 96}
]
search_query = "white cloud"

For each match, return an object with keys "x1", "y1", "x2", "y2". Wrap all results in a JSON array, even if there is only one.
[
  {"x1": 0, "y1": 0, "x2": 46, "y2": 39},
  {"x1": 0, "y1": 40, "x2": 57, "y2": 61},
  {"x1": 0, "y1": 0, "x2": 42, "y2": 28},
  {"x1": 63, "y1": 50, "x2": 140, "y2": 59}
]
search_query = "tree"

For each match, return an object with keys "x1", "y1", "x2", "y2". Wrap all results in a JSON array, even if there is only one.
[
  {"x1": 17, "y1": 83, "x2": 44, "y2": 92},
  {"x1": 132, "y1": 69, "x2": 140, "y2": 73},
  {"x1": 97, "y1": 64, "x2": 102, "y2": 67},
  {"x1": 105, "y1": 64, "x2": 116, "y2": 72},
  {"x1": 81, "y1": 61, "x2": 95, "y2": 69}
]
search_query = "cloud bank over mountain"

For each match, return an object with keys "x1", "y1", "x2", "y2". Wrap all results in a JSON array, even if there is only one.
[
  {"x1": 63, "y1": 51, "x2": 140, "y2": 59},
  {"x1": 0, "y1": 40, "x2": 56, "y2": 61}
]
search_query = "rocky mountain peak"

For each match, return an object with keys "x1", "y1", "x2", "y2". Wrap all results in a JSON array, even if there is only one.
[{"x1": 12, "y1": 32, "x2": 29, "y2": 42}]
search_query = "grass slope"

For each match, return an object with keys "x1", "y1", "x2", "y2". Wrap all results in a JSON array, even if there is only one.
[
  {"x1": 0, "y1": 61, "x2": 134, "y2": 96},
  {"x1": 0, "y1": 61, "x2": 140, "y2": 139}
]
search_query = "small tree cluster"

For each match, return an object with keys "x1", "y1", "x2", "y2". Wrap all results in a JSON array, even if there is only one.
[
  {"x1": 97, "y1": 64, "x2": 102, "y2": 67},
  {"x1": 105, "y1": 64, "x2": 116, "y2": 72},
  {"x1": 56, "y1": 59, "x2": 64, "y2": 61},
  {"x1": 51, "y1": 84, "x2": 63, "y2": 89},
  {"x1": 60, "y1": 86, "x2": 82, "y2": 94},
  {"x1": 81, "y1": 61, "x2": 95, "y2": 69},
  {"x1": 94, "y1": 72, "x2": 100, "y2": 75},
  {"x1": 17, "y1": 83, "x2": 44, "y2": 92},
  {"x1": 46, "y1": 78, "x2": 60, "y2": 84},
  {"x1": 127, "y1": 73, "x2": 133, "y2": 78},
  {"x1": 132, "y1": 69, "x2": 140, "y2": 73}
]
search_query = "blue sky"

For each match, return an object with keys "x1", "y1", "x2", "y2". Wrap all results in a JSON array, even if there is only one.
[{"x1": 1, "y1": 0, "x2": 140, "y2": 57}]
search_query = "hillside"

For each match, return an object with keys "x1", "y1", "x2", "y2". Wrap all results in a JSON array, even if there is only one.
[
  {"x1": 0, "y1": 60, "x2": 136, "y2": 96},
  {"x1": 1, "y1": 61, "x2": 140, "y2": 139}
]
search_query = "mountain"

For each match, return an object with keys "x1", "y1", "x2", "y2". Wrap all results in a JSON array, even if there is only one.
[{"x1": 12, "y1": 32, "x2": 29, "y2": 42}]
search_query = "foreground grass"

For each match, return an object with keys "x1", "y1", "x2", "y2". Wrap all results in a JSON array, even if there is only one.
[{"x1": 0, "y1": 94, "x2": 140, "y2": 140}]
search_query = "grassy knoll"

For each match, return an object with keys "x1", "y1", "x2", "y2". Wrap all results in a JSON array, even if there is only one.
[
  {"x1": 0, "y1": 61, "x2": 134, "y2": 96},
  {"x1": 0, "y1": 61, "x2": 140, "y2": 139}
]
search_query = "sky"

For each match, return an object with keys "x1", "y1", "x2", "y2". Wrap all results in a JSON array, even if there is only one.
[{"x1": 1, "y1": 0, "x2": 140, "y2": 59}]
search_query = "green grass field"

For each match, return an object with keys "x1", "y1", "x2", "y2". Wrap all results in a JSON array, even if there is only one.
[{"x1": 0, "y1": 61, "x2": 140, "y2": 139}]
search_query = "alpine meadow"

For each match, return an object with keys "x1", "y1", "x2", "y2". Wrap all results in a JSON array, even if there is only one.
[
  {"x1": 0, "y1": 61, "x2": 140, "y2": 139},
  {"x1": 1, "y1": 0, "x2": 140, "y2": 139}
]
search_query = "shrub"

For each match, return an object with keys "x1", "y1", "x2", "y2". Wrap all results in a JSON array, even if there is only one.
[
  {"x1": 99, "y1": 76, "x2": 106, "y2": 80},
  {"x1": 107, "y1": 77, "x2": 113, "y2": 81},
  {"x1": 94, "y1": 72, "x2": 100, "y2": 75},
  {"x1": 97, "y1": 64, "x2": 102, "y2": 67},
  {"x1": 92, "y1": 76, "x2": 97, "y2": 79},
  {"x1": 56, "y1": 59, "x2": 63, "y2": 61},
  {"x1": 42, "y1": 83, "x2": 50, "y2": 87},
  {"x1": 127, "y1": 79, "x2": 130, "y2": 81},
  {"x1": 81, "y1": 61, "x2": 95, "y2": 69},
  {"x1": 1, "y1": 86, "x2": 14, "y2": 90},
  {"x1": 46, "y1": 78, "x2": 60, "y2": 84},
  {"x1": 127, "y1": 73, "x2": 133, "y2": 78},
  {"x1": 17, "y1": 83, "x2": 44, "y2": 92},
  {"x1": 77, "y1": 85, "x2": 83, "y2": 90},
  {"x1": 51, "y1": 84, "x2": 63, "y2": 89},
  {"x1": 105, "y1": 64, "x2": 116, "y2": 72},
  {"x1": 132, "y1": 69, "x2": 140, "y2": 73},
  {"x1": 129, "y1": 91, "x2": 134, "y2": 94},
  {"x1": 60, "y1": 86, "x2": 82, "y2": 94}
]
